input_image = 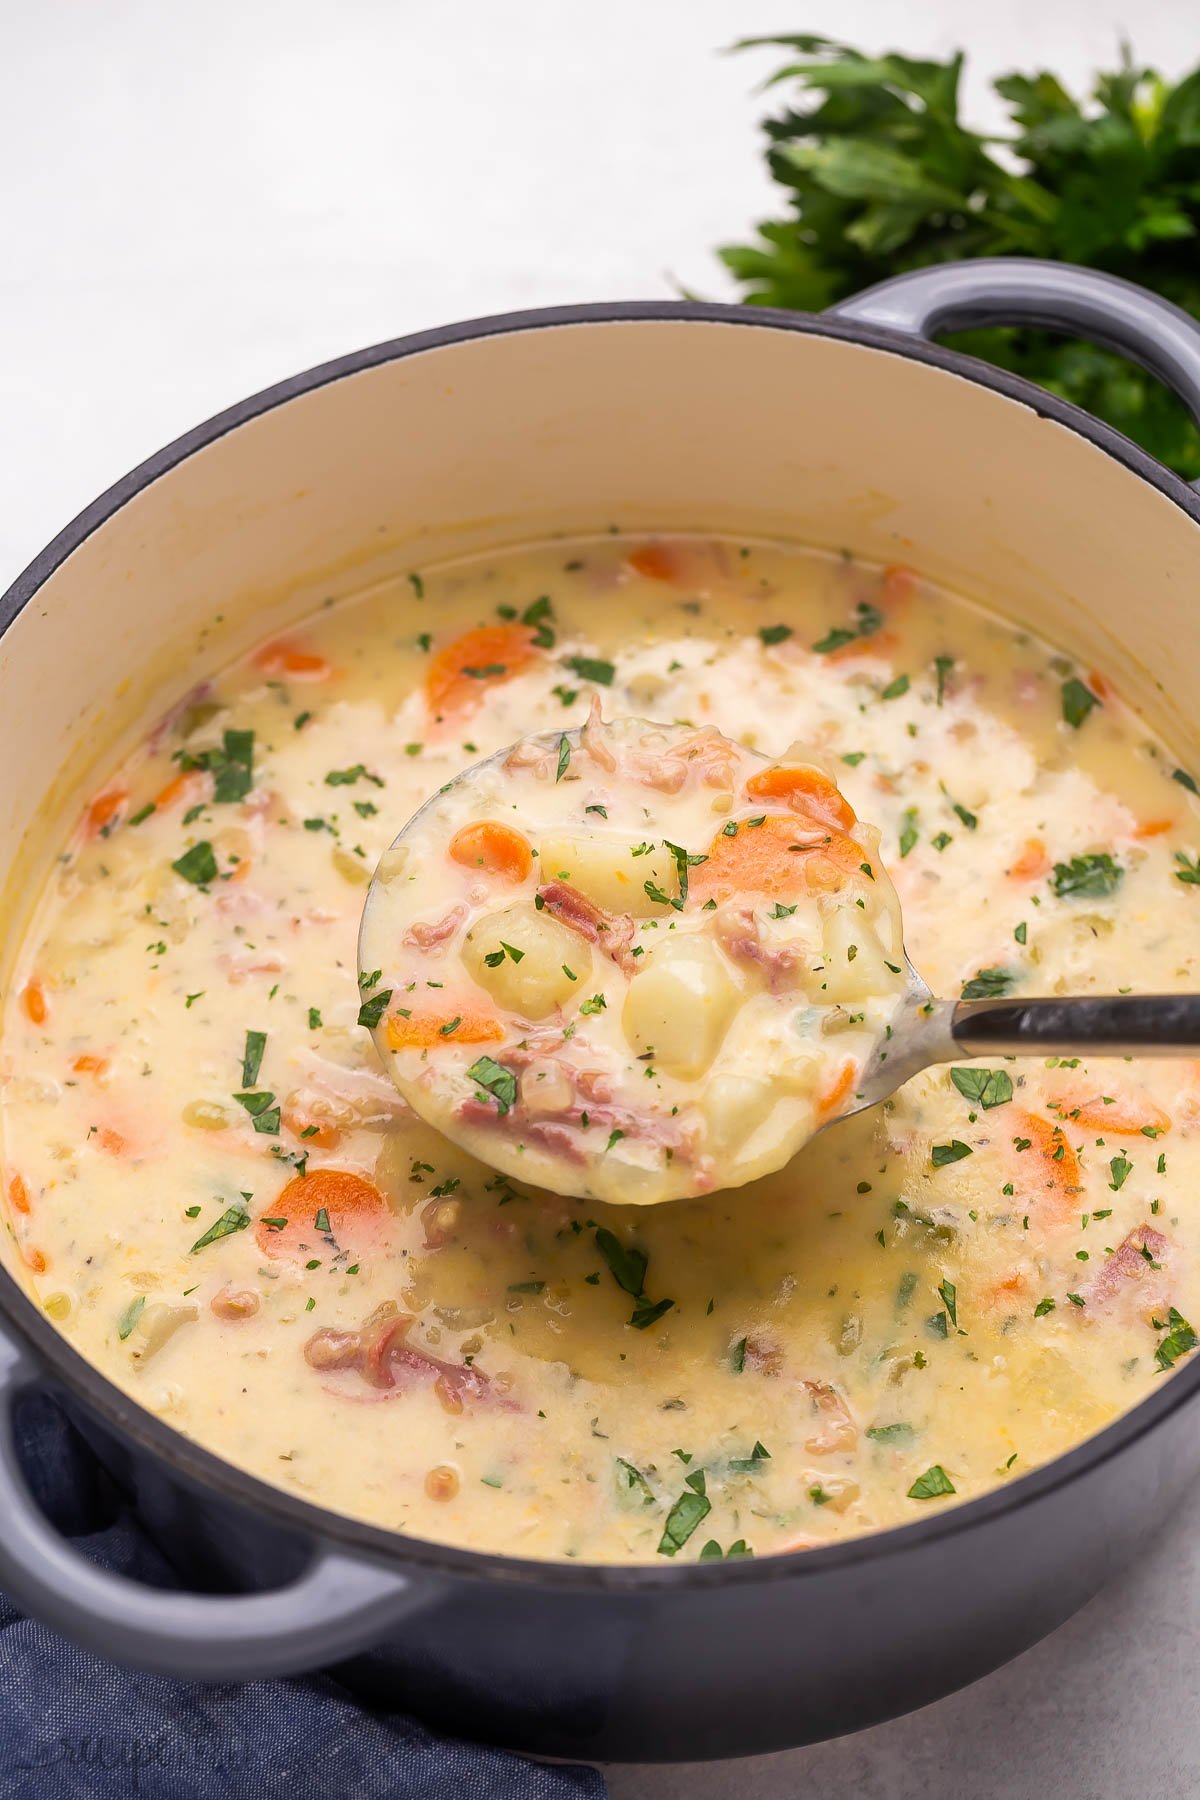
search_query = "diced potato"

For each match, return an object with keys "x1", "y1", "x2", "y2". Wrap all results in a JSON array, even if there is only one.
[
  {"x1": 702, "y1": 1072, "x2": 775, "y2": 1151},
  {"x1": 131, "y1": 1301, "x2": 198, "y2": 1363},
  {"x1": 622, "y1": 937, "x2": 740, "y2": 1078},
  {"x1": 462, "y1": 904, "x2": 590, "y2": 1019},
  {"x1": 817, "y1": 902, "x2": 896, "y2": 1003},
  {"x1": 540, "y1": 835, "x2": 679, "y2": 917}
]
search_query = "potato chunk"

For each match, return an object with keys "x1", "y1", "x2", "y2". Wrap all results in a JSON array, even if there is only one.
[
  {"x1": 540, "y1": 835, "x2": 679, "y2": 917},
  {"x1": 622, "y1": 937, "x2": 740, "y2": 1077},
  {"x1": 817, "y1": 902, "x2": 896, "y2": 1003},
  {"x1": 462, "y1": 904, "x2": 590, "y2": 1020}
]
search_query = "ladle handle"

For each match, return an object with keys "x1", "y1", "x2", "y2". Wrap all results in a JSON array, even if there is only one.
[{"x1": 951, "y1": 994, "x2": 1200, "y2": 1059}]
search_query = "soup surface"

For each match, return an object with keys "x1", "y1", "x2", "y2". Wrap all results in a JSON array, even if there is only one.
[
  {"x1": 361, "y1": 716, "x2": 906, "y2": 1205},
  {"x1": 3, "y1": 534, "x2": 1199, "y2": 1564}
]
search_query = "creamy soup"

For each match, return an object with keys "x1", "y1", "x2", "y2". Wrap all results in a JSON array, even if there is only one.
[
  {"x1": 360, "y1": 716, "x2": 905, "y2": 1205},
  {"x1": 2, "y1": 534, "x2": 1198, "y2": 1565}
]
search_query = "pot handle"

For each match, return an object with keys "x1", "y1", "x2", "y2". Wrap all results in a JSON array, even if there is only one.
[
  {"x1": 0, "y1": 1329, "x2": 436, "y2": 1679},
  {"x1": 832, "y1": 257, "x2": 1200, "y2": 482}
]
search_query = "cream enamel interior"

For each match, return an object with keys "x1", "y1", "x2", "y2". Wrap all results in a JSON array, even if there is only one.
[{"x1": 0, "y1": 315, "x2": 1198, "y2": 1566}]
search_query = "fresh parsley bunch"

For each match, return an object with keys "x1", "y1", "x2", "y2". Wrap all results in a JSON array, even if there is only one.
[{"x1": 719, "y1": 36, "x2": 1200, "y2": 477}]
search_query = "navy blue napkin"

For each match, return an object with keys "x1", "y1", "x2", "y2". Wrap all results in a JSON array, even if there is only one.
[{"x1": 0, "y1": 1391, "x2": 605, "y2": 1800}]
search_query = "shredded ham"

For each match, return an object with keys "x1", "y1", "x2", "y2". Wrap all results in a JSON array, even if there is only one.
[
  {"x1": 537, "y1": 880, "x2": 636, "y2": 973},
  {"x1": 1081, "y1": 1224, "x2": 1171, "y2": 1319},
  {"x1": 305, "y1": 1309, "x2": 515, "y2": 1412},
  {"x1": 714, "y1": 904, "x2": 805, "y2": 992},
  {"x1": 404, "y1": 903, "x2": 467, "y2": 949},
  {"x1": 802, "y1": 1380, "x2": 858, "y2": 1455}
]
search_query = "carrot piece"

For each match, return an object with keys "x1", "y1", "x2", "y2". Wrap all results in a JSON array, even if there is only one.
[
  {"x1": 94, "y1": 1126, "x2": 125, "y2": 1155},
  {"x1": 85, "y1": 788, "x2": 127, "y2": 837},
  {"x1": 744, "y1": 765, "x2": 857, "y2": 832},
  {"x1": 253, "y1": 640, "x2": 333, "y2": 681},
  {"x1": 816, "y1": 1058, "x2": 858, "y2": 1122},
  {"x1": 824, "y1": 628, "x2": 900, "y2": 664},
  {"x1": 72, "y1": 1054, "x2": 109, "y2": 1076},
  {"x1": 1088, "y1": 670, "x2": 1114, "y2": 701},
  {"x1": 1053, "y1": 1092, "x2": 1172, "y2": 1137},
  {"x1": 424, "y1": 624, "x2": 540, "y2": 715},
  {"x1": 386, "y1": 1005, "x2": 504, "y2": 1049},
  {"x1": 881, "y1": 564, "x2": 917, "y2": 606},
  {"x1": 1010, "y1": 1109, "x2": 1080, "y2": 1217},
  {"x1": 23, "y1": 1246, "x2": 47, "y2": 1274},
  {"x1": 1133, "y1": 817, "x2": 1175, "y2": 839},
  {"x1": 281, "y1": 1108, "x2": 342, "y2": 1151},
  {"x1": 257, "y1": 1168, "x2": 388, "y2": 1259},
  {"x1": 448, "y1": 822, "x2": 533, "y2": 883},
  {"x1": 627, "y1": 542, "x2": 688, "y2": 583},
  {"x1": 8, "y1": 1174, "x2": 30, "y2": 1216},
  {"x1": 155, "y1": 770, "x2": 206, "y2": 810},
  {"x1": 689, "y1": 815, "x2": 862, "y2": 905},
  {"x1": 21, "y1": 980, "x2": 47, "y2": 1026},
  {"x1": 1009, "y1": 838, "x2": 1049, "y2": 880}
]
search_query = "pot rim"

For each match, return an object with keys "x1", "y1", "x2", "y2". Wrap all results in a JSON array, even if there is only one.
[{"x1": 4, "y1": 296, "x2": 1200, "y2": 1595}]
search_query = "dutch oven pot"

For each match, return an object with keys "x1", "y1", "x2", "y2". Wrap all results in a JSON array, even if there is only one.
[{"x1": 0, "y1": 260, "x2": 1199, "y2": 1764}]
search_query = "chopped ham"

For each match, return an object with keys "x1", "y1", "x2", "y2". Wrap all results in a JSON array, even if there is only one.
[
  {"x1": 404, "y1": 904, "x2": 467, "y2": 949},
  {"x1": 714, "y1": 904, "x2": 805, "y2": 991},
  {"x1": 802, "y1": 1380, "x2": 858, "y2": 1455},
  {"x1": 537, "y1": 880, "x2": 636, "y2": 973},
  {"x1": 1081, "y1": 1224, "x2": 1171, "y2": 1321},
  {"x1": 305, "y1": 1309, "x2": 515, "y2": 1411}
]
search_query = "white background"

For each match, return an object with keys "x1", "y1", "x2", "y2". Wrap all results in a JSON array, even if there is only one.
[{"x1": 3, "y1": 4, "x2": 1199, "y2": 1794}]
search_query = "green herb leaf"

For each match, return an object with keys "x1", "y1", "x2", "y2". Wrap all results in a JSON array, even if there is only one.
[
  {"x1": 759, "y1": 623, "x2": 793, "y2": 645},
  {"x1": 242, "y1": 1029, "x2": 267, "y2": 1089},
  {"x1": 1155, "y1": 1306, "x2": 1199, "y2": 1371},
  {"x1": 117, "y1": 1295, "x2": 146, "y2": 1340},
  {"x1": 172, "y1": 841, "x2": 218, "y2": 885},
  {"x1": 1050, "y1": 853, "x2": 1123, "y2": 899},
  {"x1": 1062, "y1": 678, "x2": 1101, "y2": 728},
  {"x1": 556, "y1": 735, "x2": 571, "y2": 782},
  {"x1": 466, "y1": 1055, "x2": 517, "y2": 1116},
  {"x1": 960, "y1": 966, "x2": 1014, "y2": 1000},
  {"x1": 565, "y1": 655, "x2": 615, "y2": 686},
  {"x1": 190, "y1": 1204, "x2": 251, "y2": 1252},
  {"x1": 950, "y1": 1067, "x2": 1014, "y2": 1109},
  {"x1": 615, "y1": 1458, "x2": 656, "y2": 1506},
  {"x1": 657, "y1": 1489, "x2": 712, "y2": 1556},
  {"x1": 907, "y1": 1463, "x2": 956, "y2": 1500},
  {"x1": 595, "y1": 1227, "x2": 647, "y2": 1298},
  {"x1": 357, "y1": 989, "x2": 392, "y2": 1030},
  {"x1": 931, "y1": 1139, "x2": 972, "y2": 1167}
]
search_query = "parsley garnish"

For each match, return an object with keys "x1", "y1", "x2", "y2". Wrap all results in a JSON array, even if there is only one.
[
  {"x1": 555, "y1": 735, "x2": 571, "y2": 782},
  {"x1": 1062, "y1": 677, "x2": 1101, "y2": 728},
  {"x1": 1155, "y1": 1307, "x2": 1198, "y2": 1371},
  {"x1": 467, "y1": 1056, "x2": 517, "y2": 1115},
  {"x1": 325, "y1": 764, "x2": 384, "y2": 787},
  {"x1": 1175, "y1": 851, "x2": 1200, "y2": 886},
  {"x1": 615, "y1": 1458, "x2": 656, "y2": 1506},
  {"x1": 950, "y1": 1067, "x2": 1013, "y2": 1109},
  {"x1": 907, "y1": 1465, "x2": 956, "y2": 1500},
  {"x1": 758, "y1": 623, "x2": 793, "y2": 646},
  {"x1": 564, "y1": 655, "x2": 615, "y2": 686},
  {"x1": 242, "y1": 1029, "x2": 267, "y2": 1087},
  {"x1": 357, "y1": 989, "x2": 392, "y2": 1030},
  {"x1": 960, "y1": 966, "x2": 1014, "y2": 1000},
  {"x1": 190, "y1": 1204, "x2": 251, "y2": 1252},
  {"x1": 116, "y1": 1295, "x2": 146, "y2": 1340},
  {"x1": 931, "y1": 1140, "x2": 972, "y2": 1166},
  {"x1": 657, "y1": 1490, "x2": 711, "y2": 1556},
  {"x1": 172, "y1": 841, "x2": 218, "y2": 885},
  {"x1": 1050, "y1": 853, "x2": 1123, "y2": 898}
]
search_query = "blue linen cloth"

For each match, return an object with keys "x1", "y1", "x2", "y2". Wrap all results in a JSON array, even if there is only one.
[{"x1": 0, "y1": 1391, "x2": 606, "y2": 1800}]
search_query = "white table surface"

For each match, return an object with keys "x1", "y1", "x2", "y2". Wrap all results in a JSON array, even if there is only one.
[{"x1": 3, "y1": 4, "x2": 1198, "y2": 1793}]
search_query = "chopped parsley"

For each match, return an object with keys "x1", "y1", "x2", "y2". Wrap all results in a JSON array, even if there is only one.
[
  {"x1": 950, "y1": 1067, "x2": 1013, "y2": 1110},
  {"x1": 907, "y1": 1465, "x2": 956, "y2": 1500},
  {"x1": 657, "y1": 1489, "x2": 711, "y2": 1556},
  {"x1": 1061, "y1": 677, "x2": 1101, "y2": 728},
  {"x1": 1050, "y1": 853, "x2": 1123, "y2": 899},
  {"x1": 357, "y1": 989, "x2": 392, "y2": 1030},
  {"x1": 116, "y1": 1295, "x2": 146, "y2": 1340},
  {"x1": 960, "y1": 966, "x2": 1014, "y2": 1001},
  {"x1": 564, "y1": 655, "x2": 615, "y2": 686},
  {"x1": 466, "y1": 1055, "x2": 517, "y2": 1116},
  {"x1": 931, "y1": 1140, "x2": 972, "y2": 1167},
  {"x1": 190, "y1": 1204, "x2": 251, "y2": 1252},
  {"x1": 171, "y1": 841, "x2": 218, "y2": 885},
  {"x1": 758, "y1": 623, "x2": 793, "y2": 646},
  {"x1": 555, "y1": 735, "x2": 571, "y2": 782}
]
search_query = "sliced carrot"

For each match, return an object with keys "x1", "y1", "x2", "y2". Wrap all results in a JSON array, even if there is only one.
[
  {"x1": 8, "y1": 1174, "x2": 30, "y2": 1216},
  {"x1": 253, "y1": 640, "x2": 333, "y2": 681},
  {"x1": 155, "y1": 770, "x2": 206, "y2": 810},
  {"x1": 689, "y1": 815, "x2": 862, "y2": 905},
  {"x1": 23, "y1": 1246, "x2": 47, "y2": 1274},
  {"x1": 983, "y1": 1271, "x2": 1028, "y2": 1313},
  {"x1": 816, "y1": 1058, "x2": 858, "y2": 1122},
  {"x1": 257, "y1": 1168, "x2": 388, "y2": 1259},
  {"x1": 1009, "y1": 838, "x2": 1049, "y2": 880},
  {"x1": 1088, "y1": 670, "x2": 1114, "y2": 702},
  {"x1": 881, "y1": 564, "x2": 917, "y2": 607},
  {"x1": 448, "y1": 822, "x2": 533, "y2": 883},
  {"x1": 72, "y1": 1054, "x2": 109, "y2": 1076},
  {"x1": 627, "y1": 542, "x2": 689, "y2": 583},
  {"x1": 386, "y1": 1004, "x2": 504, "y2": 1049},
  {"x1": 744, "y1": 765, "x2": 857, "y2": 832},
  {"x1": 1009, "y1": 1109, "x2": 1080, "y2": 1218},
  {"x1": 21, "y1": 980, "x2": 47, "y2": 1026},
  {"x1": 281, "y1": 1107, "x2": 342, "y2": 1151},
  {"x1": 1133, "y1": 818, "x2": 1175, "y2": 839},
  {"x1": 1052, "y1": 1091, "x2": 1172, "y2": 1137},
  {"x1": 85, "y1": 787, "x2": 127, "y2": 837},
  {"x1": 425, "y1": 624, "x2": 540, "y2": 716},
  {"x1": 94, "y1": 1126, "x2": 126, "y2": 1155},
  {"x1": 824, "y1": 628, "x2": 900, "y2": 664}
]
